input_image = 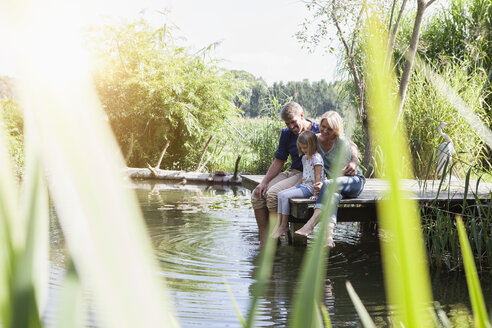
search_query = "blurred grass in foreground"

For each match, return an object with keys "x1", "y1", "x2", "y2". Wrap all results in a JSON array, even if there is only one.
[{"x1": 0, "y1": 0, "x2": 180, "y2": 327}]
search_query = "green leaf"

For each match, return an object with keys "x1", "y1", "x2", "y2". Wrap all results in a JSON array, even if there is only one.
[
  {"x1": 245, "y1": 219, "x2": 277, "y2": 328},
  {"x1": 456, "y1": 216, "x2": 492, "y2": 328},
  {"x1": 223, "y1": 276, "x2": 246, "y2": 328},
  {"x1": 55, "y1": 260, "x2": 83, "y2": 328},
  {"x1": 345, "y1": 281, "x2": 376, "y2": 328},
  {"x1": 289, "y1": 147, "x2": 344, "y2": 328},
  {"x1": 365, "y1": 15, "x2": 434, "y2": 328}
]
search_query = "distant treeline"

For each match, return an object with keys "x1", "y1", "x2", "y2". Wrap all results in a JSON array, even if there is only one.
[{"x1": 231, "y1": 70, "x2": 344, "y2": 118}]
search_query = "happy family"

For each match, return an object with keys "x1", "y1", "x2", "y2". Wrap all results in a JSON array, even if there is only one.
[{"x1": 251, "y1": 101, "x2": 366, "y2": 247}]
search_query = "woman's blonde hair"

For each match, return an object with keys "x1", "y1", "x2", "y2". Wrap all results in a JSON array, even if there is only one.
[
  {"x1": 297, "y1": 130, "x2": 318, "y2": 156},
  {"x1": 320, "y1": 111, "x2": 344, "y2": 137}
]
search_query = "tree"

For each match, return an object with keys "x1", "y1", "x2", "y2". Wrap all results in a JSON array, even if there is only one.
[
  {"x1": 417, "y1": 0, "x2": 492, "y2": 109},
  {"x1": 297, "y1": 0, "x2": 437, "y2": 176},
  {"x1": 84, "y1": 19, "x2": 240, "y2": 169},
  {"x1": 230, "y1": 70, "x2": 269, "y2": 117}
]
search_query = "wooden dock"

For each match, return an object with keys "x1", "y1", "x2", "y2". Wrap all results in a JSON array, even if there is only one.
[{"x1": 242, "y1": 175, "x2": 492, "y2": 244}]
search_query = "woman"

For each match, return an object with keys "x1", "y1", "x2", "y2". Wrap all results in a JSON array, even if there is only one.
[{"x1": 294, "y1": 111, "x2": 365, "y2": 247}]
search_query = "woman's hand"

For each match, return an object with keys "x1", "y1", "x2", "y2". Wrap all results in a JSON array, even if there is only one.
[
  {"x1": 309, "y1": 195, "x2": 318, "y2": 200},
  {"x1": 343, "y1": 162, "x2": 357, "y2": 176}
]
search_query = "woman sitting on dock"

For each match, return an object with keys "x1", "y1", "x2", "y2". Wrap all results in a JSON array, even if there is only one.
[
  {"x1": 295, "y1": 111, "x2": 365, "y2": 247},
  {"x1": 273, "y1": 130, "x2": 325, "y2": 238}
]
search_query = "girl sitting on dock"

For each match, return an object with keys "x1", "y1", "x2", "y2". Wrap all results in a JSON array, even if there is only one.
[
  {"x1": 273, "y1": 130, "x2": 325, "y2": 238},
  {"x1": 295, "y1": 111, "x2": 365, "y2": 247}
]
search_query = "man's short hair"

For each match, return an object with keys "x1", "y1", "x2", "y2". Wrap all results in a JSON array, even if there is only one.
[{"x1": 280, "y1": 101, "x2": 303, "y2": 120}]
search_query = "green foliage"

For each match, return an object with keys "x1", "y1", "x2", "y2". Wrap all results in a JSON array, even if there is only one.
[
  {"x1": 0, "y1": 99, "x2": 23, "y2": 177},
  {"x1": 232, "y1": 72, "x2": 343, "y2": 118},
  {"x1": 230, "y1": 70, "x2": 269, "y2": 117},
  {"x1": 419, "y1": 0, "x2": 492, "y2": 76},
  {"x1": 421, "y1": 173, "x2": 492, "y2": 271},
  {"x1": 365, "y1": 15, "x2": 434, "y2": 327},
  {"x1": 403, "y1": 60, "x2": 491, "y2": 178},
  {"x1": 84, "y1": 19, "x2": 241, "y2": 169},
  {"x1": 456, "y1": 216, "x2": 492, "y2": 328}
]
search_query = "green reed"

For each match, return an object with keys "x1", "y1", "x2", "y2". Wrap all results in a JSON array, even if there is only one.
[
  {"x1": 420, "y1": 164, "x2": 492, "y2": 271},
  {"x1": 337, "y1": 13, "x2": 491, "y2": 328}
]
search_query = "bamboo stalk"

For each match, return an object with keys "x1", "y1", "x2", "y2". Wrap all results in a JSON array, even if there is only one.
[
  {"x1": 155, "y1": 140, "x2": 170, "y2": 169},
  {"x1": 195, "y1": 135, "x2": 214, "y2": 171}
]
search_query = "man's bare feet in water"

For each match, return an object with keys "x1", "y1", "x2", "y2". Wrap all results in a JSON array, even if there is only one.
[{"x1": 294, "y1": 224, "x2": 315, "y2": 237}]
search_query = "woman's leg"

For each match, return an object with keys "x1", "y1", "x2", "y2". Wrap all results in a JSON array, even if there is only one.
[
  {"x1": 294, "y1": 179, "x2": 348, "y2": 248},
  {"x1": 294, "y1": 208, "x2": 322, "y2": 237},
  {"x1": 336, "y1": 176, "x2": 365, "y2": 198}
]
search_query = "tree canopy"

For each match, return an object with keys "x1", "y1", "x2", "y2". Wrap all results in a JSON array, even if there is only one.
[
  {"x1": 231, "y1": 70, "x2": 342, "y2": 118},
  {"x1": 84, "y1": 19, "x2": 241, "y2": 169}
]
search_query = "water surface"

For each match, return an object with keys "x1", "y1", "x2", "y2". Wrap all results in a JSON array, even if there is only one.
[{"x1": 49, "y1": 181, "x2": 492, "y2": 327}]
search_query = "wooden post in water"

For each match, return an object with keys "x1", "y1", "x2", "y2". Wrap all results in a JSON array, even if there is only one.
[{"x1": 288, "y1": 199, "x2": 315, "y2": 246}]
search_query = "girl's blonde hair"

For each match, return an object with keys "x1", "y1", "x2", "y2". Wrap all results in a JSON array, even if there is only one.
[
  {"x1": 297, "y1": 130, "x2": 318, "y2": 156},
  {"x1": 320, "y1": 111, "x2": 344, "y2": 137}
]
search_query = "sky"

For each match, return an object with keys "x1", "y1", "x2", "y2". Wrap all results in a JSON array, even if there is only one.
[{"x1": 0, "y1": 0, "x2": 339, "y2": 85}]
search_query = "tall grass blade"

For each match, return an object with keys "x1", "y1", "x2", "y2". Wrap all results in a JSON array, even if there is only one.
[
  {"x1": 245, "y1": 220, "x2": 277, "y2": 328},
  {"x1": 345, "y1": 281, "x2": 377, "y2": 328},
  {"x1": 223, "y1": 276, "x2": 246, "y2": 328},
  {"x1": 19, "y1": 116, "x2": 49, "y2": 319},
  {"x1": 0, "y1": 109, "x2": 19, "y2": 328},
  {"x1": 1, "y1": 1, "x2": 181, "y2": 326},
  {"x1": 434, "y1": 302, "x2": 452, "y2": 328},
  {"x1": 12, "y1": 132, "x2": 48, "y2": 328},
  {"x1": 55, "y1": 260, "x2": 83, "y2": 328},
  {"x1": 365, "y1": 15, "x2": 434, "y2": 327},
  {"x1": 320, "y1": 304, "x2": 332, "y2": 328},
  {"x1": 462, "y1": 165, "x2": 472, "y2": 212},
  {"x1": 289, "y1": 149, "x2": 344, "y2": 328},
  {"x1": 456, "y1": 216, "x2": 492, "y2": 328}
]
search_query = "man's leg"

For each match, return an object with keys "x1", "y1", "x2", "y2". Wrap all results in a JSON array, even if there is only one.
[
  {"x1": 251, "y1": 170, "x2": 301, "y2": 245},
  {"x1": 254, "y1": 207, "x2": 269, "y2": 246}
]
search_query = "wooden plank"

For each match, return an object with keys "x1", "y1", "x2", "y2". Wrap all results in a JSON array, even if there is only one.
[
  {"x1": 242, "y1": 174, "x2": 492, "y2": 245},
  {"x1": 241, "y1": 175, "x2": 492, "y2": 202}
]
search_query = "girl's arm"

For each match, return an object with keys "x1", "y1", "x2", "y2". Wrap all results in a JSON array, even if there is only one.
[{"x1": 310, "y1": 165, "x2": 323, "y2": 200}]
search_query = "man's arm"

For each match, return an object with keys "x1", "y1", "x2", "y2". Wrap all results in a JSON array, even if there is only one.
[
  {"x1": 343, "y1": 141, "x2": 359, "y2": 176},
  {"x1": 253, "y1": 158, "x2": 286, "y2": 197}
]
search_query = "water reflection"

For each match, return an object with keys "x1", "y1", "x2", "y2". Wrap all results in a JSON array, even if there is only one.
[{"x1": 48, "y1": 181, "x2": 491, "y2": 327}]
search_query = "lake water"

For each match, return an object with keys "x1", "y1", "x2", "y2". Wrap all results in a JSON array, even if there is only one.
[{"x1": 49, "y1": 181, "x2": 492, "y2": 327}]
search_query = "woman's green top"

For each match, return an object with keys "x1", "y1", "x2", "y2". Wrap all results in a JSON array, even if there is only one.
[{"x1": 317, "y1": 135, "x2": 365, "y2": 179}]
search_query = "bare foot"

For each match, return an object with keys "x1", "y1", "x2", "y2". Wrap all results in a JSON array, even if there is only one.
[
  {"x1": 325, "y1": 236, "x2": 335, "y2": 248},
  {"x1": 295, "y1": 224, "x2": 314, "y2": 237},
  {"x1": 271, "y1": 226, "x2": 289, "y2": 238}
]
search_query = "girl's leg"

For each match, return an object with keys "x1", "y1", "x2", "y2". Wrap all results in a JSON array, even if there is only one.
[
  {"x1": 273, "y1": 187, "x2": 308, "y2": 238},
  {"x1": 272, "y1": 213, "x2": 290, "y2": 238}
]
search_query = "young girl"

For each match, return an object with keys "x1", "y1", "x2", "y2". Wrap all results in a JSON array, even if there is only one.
[{"x1": 272, "y1": 130, "x2": 324, "y2": 238}]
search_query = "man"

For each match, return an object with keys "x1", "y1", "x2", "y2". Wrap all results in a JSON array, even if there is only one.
[{"x1": 251, "y1": 101, "x2": 358, "y2": 245}]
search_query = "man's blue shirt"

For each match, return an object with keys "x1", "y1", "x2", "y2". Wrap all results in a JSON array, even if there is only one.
[{"x1": 274, "y1": 120, "x2": 320, "y2": 171}]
